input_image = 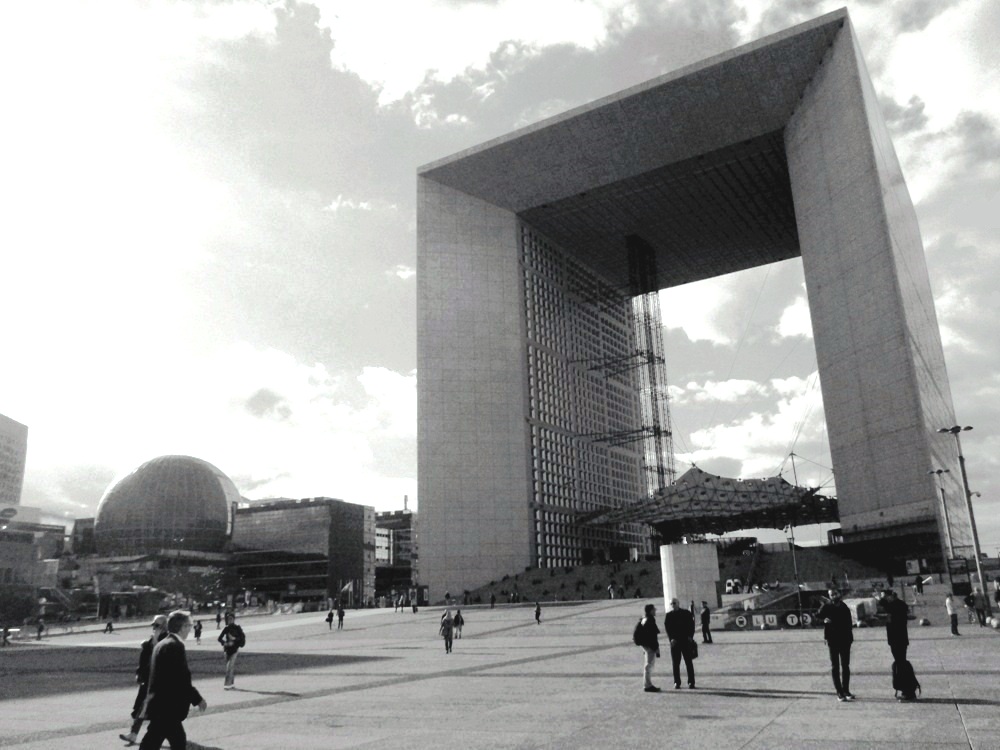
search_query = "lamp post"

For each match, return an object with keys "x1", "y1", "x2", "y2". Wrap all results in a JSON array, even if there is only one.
[
  {"x1": 927, "y1": 469, "x2": 953, "y2": 558},
  {"x1": 937, "y1": 425, "x2": 992, "y2": 616}
]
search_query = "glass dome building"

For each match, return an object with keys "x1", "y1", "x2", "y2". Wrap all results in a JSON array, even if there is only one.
[{"x1": 94, "y1": 455, "x2": 239, "y2": 556}]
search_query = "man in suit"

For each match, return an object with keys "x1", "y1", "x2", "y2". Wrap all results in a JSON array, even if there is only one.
[
  {"x1": 139, "y1": 610, "x2": 207, "y2": 749},
  {"x1": 663, "y1": 598, "x2": 696, "y2": 689},
  {"x1": 119, "y1": 614, "x2": 167, "y2": 746},
  {"x1": 817, "y1": 588, "x2": 855, "y2": 702}
]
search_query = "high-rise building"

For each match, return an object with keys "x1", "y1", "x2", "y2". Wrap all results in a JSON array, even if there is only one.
[
  {"x1": 416, "y1": 10, "x2": 965, "y2": 598},
  {"x1": 0, "y1": 413, "x2": 28, "y2": 506},
  {"x1": 375, "y1": 508, "x2": 419, "y2": 600}
]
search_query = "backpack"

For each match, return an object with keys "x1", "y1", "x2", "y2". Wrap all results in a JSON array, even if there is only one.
[
  {"x1": 892, "y1": 659, "x2": 921, "y2": 699},
  {"x1": 632, "y1": 618, "x2": 644, "y2": 647},
  {"x1": 963, "y1": 593, "x2": 976, "y2": 608}
]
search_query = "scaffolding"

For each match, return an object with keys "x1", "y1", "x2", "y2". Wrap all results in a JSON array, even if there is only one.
[{"x1": 576, "y1": 235, "x2": 677, "y2": 497}]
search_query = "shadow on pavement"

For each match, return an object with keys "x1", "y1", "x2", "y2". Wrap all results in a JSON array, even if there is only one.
[{"x1": 0, "y1": 647, "x2": 392, "y2": 702}]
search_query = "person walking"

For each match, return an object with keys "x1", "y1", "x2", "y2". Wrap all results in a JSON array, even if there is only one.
[
  {"x1": 817, "y1": 588, "x2": 854, "y2": 701},
  {"x1": 534, "y1": 602, "x2": 541, "y2": 625},
  {"x1": 119, "y1": 615, "x2": 167, "y2": 746},
  {"x1": 663, "y1": 598, "x2": 696, "y2": 689},
  {"x1": 104, "y1": 619, "x2": 115, "y2": 634},
  {"x1": 440, "y1": 611, "x2": 454, "y2": 654},
  {"x1": 1, "y1": 625, "x2": 10, "y2": 647},
  {"x1": 215, "y1": 611, "x2": 222, "y2": 630},
  {"x1": 699, "y1": 602, "x2": 713, "y2": 644},
  {"x1": 192, "y1": 620, "x2": 202, "y2": 645},
  {"x1": 971, "y1": 587, "x2": 988, "y2": 627},
  {"x1": 945, "y1": 593, "x2": 961, "y2": 636},
  {"x1": 635, "y1": 603, "x2": 661, "y2": 692},
  {"x1": 336, "y1": 604, "x2": 345, "y2": 630},
  {"x1": 217, "y1": 612, "x2": 246, "y2": 690},
  {"x1": 35, "y1": 619, "x2": 44, "y2": 641},
  {"x1": 453, "y1": 609, "x2": 464, "y2": 639},
  {"x1": 138, "y1": 610, "x2": 207, "y2": 750},
  {"x1": 325, "y1": 609, "x2": 334, "y2": 630}
]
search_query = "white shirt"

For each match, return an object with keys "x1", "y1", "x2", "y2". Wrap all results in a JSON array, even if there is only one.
[{"x1": 945, "y1": 596, "x2": 958, "y2": 616}]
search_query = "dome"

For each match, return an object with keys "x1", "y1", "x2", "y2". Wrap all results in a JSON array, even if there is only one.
[{"x1": 94, "y1": 455, "x2": 239, "y2": 555}]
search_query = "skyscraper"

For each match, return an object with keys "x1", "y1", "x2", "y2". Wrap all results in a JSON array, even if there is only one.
[{"x1": 0, "y1": 413, "x2": 28, "y2": 506}]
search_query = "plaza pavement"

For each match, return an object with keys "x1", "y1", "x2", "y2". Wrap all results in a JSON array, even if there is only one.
[{"x1": 2, "y1": 598, "x2": 999, "y2": 749}]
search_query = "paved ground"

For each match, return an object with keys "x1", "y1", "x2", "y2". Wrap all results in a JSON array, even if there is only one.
[{"x1": 2, "y1": 598, "x2": 998, "y2": 749}]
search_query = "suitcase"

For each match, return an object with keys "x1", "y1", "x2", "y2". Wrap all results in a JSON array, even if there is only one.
[{"x1": 892, "y1": 659, "x2": 921, "y2": 700}]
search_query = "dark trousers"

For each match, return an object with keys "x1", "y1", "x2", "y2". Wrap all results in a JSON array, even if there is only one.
[
  {"x1": 139, "y1": 719, "x2": 186, "y2": 749},
  {"x1": 701, "y1": 623, "x2": 712, "y2": 643},
  {"x1": 827, "y1": 642, "x2": 851, "y2": 695},
  {"x1": 129, "y1": 684, "x2": 148, "y2": 734},
  {"x1": 975, "y1": 608, "x2": 986, "y2": 626},
  {"x1": 950, "y1": 613, "x2": 960, "y2": 635},
  {"x1": 670, "y1": 640, "x2": 695, "y2": 686},
  {"x1": 889, "y1": 641, "x2": 908, "y2": 663}
]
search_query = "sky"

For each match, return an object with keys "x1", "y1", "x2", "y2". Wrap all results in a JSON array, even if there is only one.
[{"x1": 1, "y1": 0, "x2": 998, "y2": 553}]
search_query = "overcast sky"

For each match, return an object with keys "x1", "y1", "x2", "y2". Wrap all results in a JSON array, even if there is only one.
[{"x1": 2, "y1": 0, "x2": 998, "y2": 553}]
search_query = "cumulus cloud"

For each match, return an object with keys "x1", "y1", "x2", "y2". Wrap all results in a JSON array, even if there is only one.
[{"x1": 776, "y1": 295, "x2": 813, "y2": 339}]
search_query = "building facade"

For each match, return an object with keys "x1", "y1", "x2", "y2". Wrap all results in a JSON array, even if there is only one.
[
  {"x1": 416, "y1": 10, "x2": 967, "y2": 597},
  {"x1": 374, "y1": 508, "x2": 419, "y2": 600},
  {"x1": 0, "y1": 413, "x2": 28, "y2": 506},
  {"x1": 231, "y1": 497, "x2": 375, "y2": 607}
]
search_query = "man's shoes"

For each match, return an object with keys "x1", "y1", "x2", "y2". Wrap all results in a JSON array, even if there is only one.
[
  {"x1": 674, "y1": 683, "x2": 681, "y2": 689},
  {"x1": 119, "y1": 734, "x2": 137, "y2": 746},
  {"x1": 688, "y1": 684, "x2": 696, "y2": 689},
  {"x1": 837, "y1": 693, "x2": 847, "y2": 702},
  {"x1": 844, "y1": 693, "x2": 856, "y2": 701},
  {"x1": 897, "y1": 693, "x2": 917, "y2": 702},
  {"x1": 643, "y1": 685, "x2": 661, "y2": 692},
  {"x1": 224, "y1": 685, "x2": 235, "y2": 690}
]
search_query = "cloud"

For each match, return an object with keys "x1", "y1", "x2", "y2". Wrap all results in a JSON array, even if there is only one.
[
  {"x1": 389, "y1": 265, "x2": 416, "y2": 280},
  {"x1": 244, "y1": 388, "x2": 293, "y2": 421},
  {"x1": 776, "y1": 295, "x2": 813, "y2": 339},
  {"x1": 880, "y1": 94, "x2": 929, "y2": 137},
  {"x1": 679, "y1": 379, "x2": 769, "y2": 404}
]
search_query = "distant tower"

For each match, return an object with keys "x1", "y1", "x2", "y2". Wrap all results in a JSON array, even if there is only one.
[{"x1": 0, "y1": 413, "x2": 28, "y2": 506}]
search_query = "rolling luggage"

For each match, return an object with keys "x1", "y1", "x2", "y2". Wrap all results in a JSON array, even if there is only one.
[{"x1": 892, "y1": 659, "x2": 921, "y2": 700}]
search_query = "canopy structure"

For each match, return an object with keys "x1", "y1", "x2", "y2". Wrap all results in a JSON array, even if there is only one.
[{"x1": 583, "y1": 466, "x2": 838, "y2": 542}]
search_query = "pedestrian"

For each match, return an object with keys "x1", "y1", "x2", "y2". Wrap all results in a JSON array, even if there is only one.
[
  {"x1": 883, "y1": 590, "x2": 909, "y2": 662},
  {"x1": 817, "y1": 588, "x2": 854, "y2": 701},
  {"x1": 971, "y1": 587, "x2": 988, "y2": 626},
  {"x1": 336, "y1": 604, "x2": 345, "y2": 630},
  {"x1": 119, "y1": 614, "x2": 167, "y2": 746},
  {"x1": 534, "y1": 602, "x2": 541, "y2": 624},
  {"x1": 700, "y1": 601, "x2": 713, "y2": 644},
  {"x1": 453, "y1": 609, "x2": 464, "y2": 639},
  {"x1": 217, "y1": 612, "x2": 246, "y2": 690},
  {"x1": 215, "y1": 611, "x2": 222, "y2": 630},
  {"x1": 36, "y1": 619, "x2": 44, "y2": 641},
  {"x1": 945, "y1": 593, "x2": 961, "y2": 636},
  {"x1": 393, "y1": 596, "x2": 399, "y2": 613},
  {"x1": 104, "y1": 618, "x2": 115, "y2": 634},
  {"x1": 193, "y1": 620, "x2": 202, "y2": 645},
  {"x1": 608, "y1": 583, "x2": 615, "y2": 599},
  {"x1": 634, "y1": 603, "x2": 661, "y2": 692},
  {"x1": 663, "y1": 598, "x2": 696, "y2": 689},
  {"x1": 326, "y1": 610, "x2": 334, "y2": 630},
  {"x1": 138, "y1": 610, "x2": 207, "y2": 750},
  {"x1": 1, "y1": 625, "x2": 10, "y2": 647},
  {"x1": 914, "y1": 575, "x2": 924, "y2": 596},
  {"x1": 490, "y1": 592, "x2": 496, "y2": 609},
  {"x1": 440, "y1": 611, "x2": 454, "y2": 653}
]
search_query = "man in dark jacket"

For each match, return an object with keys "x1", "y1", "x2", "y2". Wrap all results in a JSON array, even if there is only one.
[
  {"x1": 218, "y1": 612, "x2": 246, "y2": 689},
  {"x1": 139, "y1": 611, "x2": 206, "y2": 750},
  {"x1": 663, "y1": 598, "x2": 696, "y2": 689},
  {"x1": 119, "y1": 615, "x2": 167, "y2": 746},
  {"x1": 883, "y1": 589, "x2": 909, "y2": 662},
  {"x1": 636, "y1": 603, "x2": 661, "y2": 692},
  {"x1": 817, "y1": 588, "x2": 854, "y2": 701}
]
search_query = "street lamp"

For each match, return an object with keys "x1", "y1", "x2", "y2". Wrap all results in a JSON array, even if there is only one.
[
  {"x1": 785, "y1": 524, "x2": 803, "y2": 622},
  {"x1": 937, "y1": 425, "x2": 992, "y2": 616},
  {"x1": 927, "y1": 469, "x2": 953, "y2": 558}
]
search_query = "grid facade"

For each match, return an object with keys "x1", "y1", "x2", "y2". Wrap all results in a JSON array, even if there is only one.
[
  {"x1": 0, "y1": 414, "x2": 28, "y2": 506},
  {"x1": 522, "y1": 225, "x2": 653, "y2": 567}
]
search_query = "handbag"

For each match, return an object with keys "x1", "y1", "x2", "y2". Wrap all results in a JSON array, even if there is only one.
[{"x1": 690, "y1": 640, "x2": 698, "y2": 659}]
